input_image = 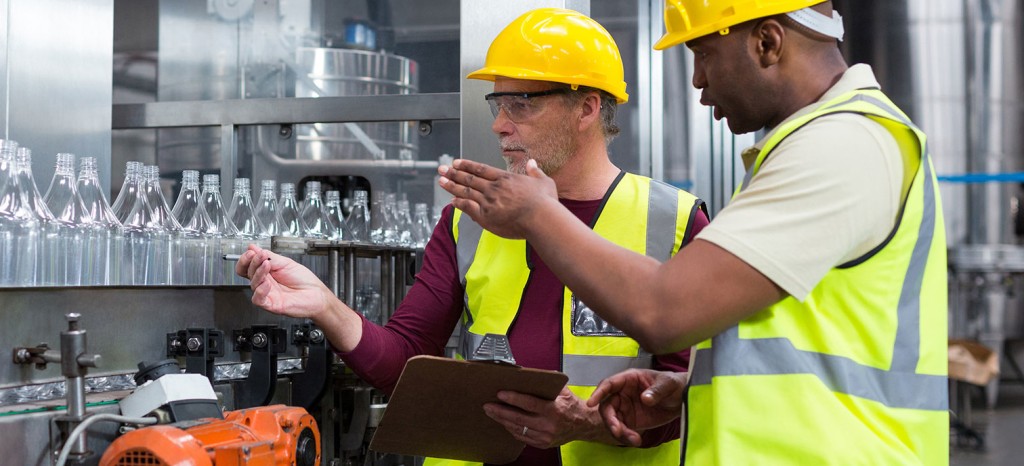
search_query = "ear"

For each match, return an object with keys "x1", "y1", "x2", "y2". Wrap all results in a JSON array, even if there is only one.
[
  {"x1": 753, "y1": 18, "x2": 785, "y2": 67},
  {"x1": 577, "y1": 91, "x2": 602, "y2": 131}
]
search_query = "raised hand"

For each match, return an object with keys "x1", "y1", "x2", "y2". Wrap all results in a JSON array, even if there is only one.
[
  {"x1": 438, "y1": 158, "x2": 558, "y2": 239},
  {"x1": 235, "y1": 244, "x2": 334, "y2": 320}
]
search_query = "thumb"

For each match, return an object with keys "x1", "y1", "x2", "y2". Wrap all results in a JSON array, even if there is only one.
[
  {"x1": 525, "y1": 158, "x2": 547, "y2": 178},
  {"x1": 641, "y1": 373, "x2": 687, "y2": 408}
]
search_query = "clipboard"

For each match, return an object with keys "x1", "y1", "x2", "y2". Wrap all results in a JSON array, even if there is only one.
[{"x1": 368, "y1": 355, "x2": 569, "y2": 464}]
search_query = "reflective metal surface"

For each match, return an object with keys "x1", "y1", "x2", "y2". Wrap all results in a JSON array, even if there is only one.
[
  {"x1": 113, "y1": 94, "x2": 459, "y2": 128},
  {"x1": 1, "y1": 0, "x2": 114, "y2": 191},
  {"x1": 295, "y1": 47, "x2": 418, "y2": 161}
]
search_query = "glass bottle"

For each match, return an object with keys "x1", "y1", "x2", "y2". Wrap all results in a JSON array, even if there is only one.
[
  {"x1": 228, "y1": 177, "x2": 267, "y2": 240},
  {"x1": 255, "y1": 179, "x2": 283, "y2": 237},
  {"x1": 112, "y1": 161, "x2": 143, "y2": 224},
  {"x1": 278, "y1": 182, "x2": 306, "y2": 237},
  {"x1": 346, "y1": 189, "x2": 370, "y2": 243},
  {"x1": 412, "y1": 202, "x2": 432, "y2": 249},
  {"x1": 325, "y1": 190, "x2": 349, "y2": 241},
  {"x1": 201, "y1": 174, "x2": 242, "y2": 285},
  {"x1": 0, "y1": 140, "x2": 38, "y2": 286},
  {"x1": 43, "y1": 153, "x2": 85, "y2": 286},
  {"x1": 77, "y1": 156, "x2": 123, "y2": 285},
  {"x1": 177, "y1": 177, "x2": 222, "y2": 286},
  {"x1": 201, "y1": 174, "x2": 239, "y2": 236},
  {"x1": 142, "y1": 165, "x2": 183, "y2": 284},
  {"x1": 171, "y1": 170, "x2": 206, "y2": 285},
  {"x1": 120, "y1": 174, "x2": 164, "y2": 286},
  {"x1": 300, "y1": 181, "x2": 335, "y2": 239},
  {"x1": 373, "y1": 192, "x2": 400, "y2": 246},
  {"x1": 171, "y1": 170, "x2": 202, "y2": 224},
  {"x1": 395, "y1": 199, "x2": 413, "y2": 247},
  {"x1": 14, "y1": 147, "x2": 60, "y2": 286}
]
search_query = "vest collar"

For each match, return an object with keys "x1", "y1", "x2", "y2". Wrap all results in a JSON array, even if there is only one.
[{"x1": 740, "y1": 64, "x2": 883, "y2": 170}]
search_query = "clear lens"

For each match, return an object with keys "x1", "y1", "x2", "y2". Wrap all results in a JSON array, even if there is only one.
[{"x1": 484, "y1": 88, "x2": 570, "y2": 122}]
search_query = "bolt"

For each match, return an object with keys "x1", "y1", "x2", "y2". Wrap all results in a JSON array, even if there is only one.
[
  {"x1": 309, "y1": 329, "x2": 325, "y2": 344},
  {"x1": 66, "y1": 313, "x2": 81, "y2": 331},
  {"x1": 186, "y1": 337, "x2": 203, "y2": 352},
  {"x1": 418, "y1": 121, "x2": 432, "y2": 136},
  {"x1": 13, "y1": 348, "x2": 30, "y2": 364},
  {"x1": 169, "y1": 338, "x2": 183, "y2": 351},
  {"x1": 251, "y1": 332, "x2": 268, "y2": 348},
  {"x1": 236, "y1": 334, "x2": 248, "y2": 346},
  {"x1": 294, "y1": 328, "x2": 305, "y2": 341}
]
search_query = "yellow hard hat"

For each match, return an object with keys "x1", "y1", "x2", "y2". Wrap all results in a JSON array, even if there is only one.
[
  {"x1": 654, "y1": 0, "x2": 828, "y2": 50},
  {"x1": 467, "y1": 8, "x2": 629, "y2": 104}
]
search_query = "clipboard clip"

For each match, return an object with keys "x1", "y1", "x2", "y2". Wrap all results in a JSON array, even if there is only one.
[{"x1": 471, "y1": 333, "x2": 517, "y2": 366}]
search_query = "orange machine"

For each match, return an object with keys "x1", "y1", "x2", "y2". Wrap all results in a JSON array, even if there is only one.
[{"x1": 99, "y1": 405, "x2": 320, "y2": 466}]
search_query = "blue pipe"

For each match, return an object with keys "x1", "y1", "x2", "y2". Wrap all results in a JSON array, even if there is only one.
[{"x1": 937, "y1": 172, "x2": 1024, "y2": 184}]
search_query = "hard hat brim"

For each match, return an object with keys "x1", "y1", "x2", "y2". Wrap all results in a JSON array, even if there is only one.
[{"x1": 467, "y1": 66, "x2": 629, "y2": 104}]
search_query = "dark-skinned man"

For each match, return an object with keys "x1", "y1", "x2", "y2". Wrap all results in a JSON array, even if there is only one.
[{"x1": 439, "y1": 1, "x2": 947, "y2": 464}]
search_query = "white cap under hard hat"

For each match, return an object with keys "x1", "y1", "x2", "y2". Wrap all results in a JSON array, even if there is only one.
[{"x1": 786, "y1": 7, "x2": 845, "y2": 42}]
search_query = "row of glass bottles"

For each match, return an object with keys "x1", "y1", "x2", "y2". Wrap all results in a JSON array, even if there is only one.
[{"x1": 0, "y1": 138, "x2": 437, "y2": 287}]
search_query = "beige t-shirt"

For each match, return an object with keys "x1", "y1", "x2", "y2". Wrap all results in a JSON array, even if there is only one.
[{"x1": 696, "y1": 64, "x2": 905, "y2": 300}]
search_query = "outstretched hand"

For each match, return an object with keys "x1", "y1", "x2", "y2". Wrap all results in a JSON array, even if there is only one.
[
  {"x1": 586, "y1": 369, "x2": 688, "y2": 447},
  {"x1": 235, "y1": 244, "x2": 334, "y2": 320},
  {"x1": 438, "y1": 158, "x2": 558, "y2": 239}
]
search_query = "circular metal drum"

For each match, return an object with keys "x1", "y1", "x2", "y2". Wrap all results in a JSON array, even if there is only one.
[{"x1": 294, "y1": 47, "x2": 419, "y2": 161}]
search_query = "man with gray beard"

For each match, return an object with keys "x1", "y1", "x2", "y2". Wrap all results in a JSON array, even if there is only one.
[{"x1": 236, "y1": 8, "x2": 707, "y2": 466}]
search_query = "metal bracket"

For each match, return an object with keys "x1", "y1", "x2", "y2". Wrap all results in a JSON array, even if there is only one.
[
  {"x1": 232, "y1": 325, "x2": 287, "y2": 408},
  {"x1": 472, "y1": 333, "x2": 517, "y2": 365},
  {"x1": 12, "y1": 343, "x2": 61, "y2": 370},
  {"x1": 167, "y1": 328, "x2": 225, "y2": 386},
  {"x1": 290, "y1": 322, "x2": 333, "y2": 410}
]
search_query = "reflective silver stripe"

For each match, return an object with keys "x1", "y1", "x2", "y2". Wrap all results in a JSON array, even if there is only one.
[
  {"x1": 689, "y1": 336, "x2": 947, "y2": 411},
  {"x1": 456, "y1": 213, "x2": 483, "y2": 286},
  {"x1": 459, "y1": 325, "x2": 484, "y2": 360},
  {"x1": 827, "y1": 93, "x2": 935, "y2": 371},
  {"x1": 892, "y1": 142, "x2": 933, "y2": 371},
  {"x1": 456, "y1": 213, "x2": 483, "y2": 330},
  {"x1": 694, "y1": 92, "x2": 947, "y2": 412},
  {"x1": 646, "y1": 179, "x2": 680, "y2": 262},
  {"x1": 564, "y1": 353, "x2": 654, "y2": 387}
]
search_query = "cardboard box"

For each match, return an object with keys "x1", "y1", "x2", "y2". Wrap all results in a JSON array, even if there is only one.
[{"x1": 948, "y1": 339, "x2": 1000, "y2": 386}]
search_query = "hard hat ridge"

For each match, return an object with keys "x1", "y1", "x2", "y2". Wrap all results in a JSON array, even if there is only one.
[
  {"x1": 654, "y1": 0, "x2": 834, "y2": 50},
  {"x1": 467, "y1": 8, "x2": 629, "y2": 104}
]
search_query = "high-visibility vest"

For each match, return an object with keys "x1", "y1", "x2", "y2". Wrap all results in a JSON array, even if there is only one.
[
  {"x1": 685, "y1": 89, "x2": 948, "y2": 465},
  {"x1": 426, "y1": 172, "x2": 704, "y2": 466}
]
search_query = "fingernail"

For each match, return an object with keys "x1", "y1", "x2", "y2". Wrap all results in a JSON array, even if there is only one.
[
  {"x1": 439, "y1": 176, "x2": 449, "y2": 185},
  {"x1": 438, "y1": 165, "x2": 448, "y2": 174}
]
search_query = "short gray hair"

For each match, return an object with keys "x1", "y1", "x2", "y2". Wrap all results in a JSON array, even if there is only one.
[{"x1": 562, "y1": 86, "x2": 621, "y2": 145}]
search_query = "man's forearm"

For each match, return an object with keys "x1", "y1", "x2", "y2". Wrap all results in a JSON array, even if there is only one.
[
  {"x1": 521, "y1": 197, "x2": 671, "y2": 350},
  {"x1": 313, "y1": 292, "x2": 365, "y2": 353}
]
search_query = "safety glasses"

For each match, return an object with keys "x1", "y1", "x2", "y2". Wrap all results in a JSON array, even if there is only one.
[{"x1": 484, "y1": 88, "x2": 572, "y2": 122}]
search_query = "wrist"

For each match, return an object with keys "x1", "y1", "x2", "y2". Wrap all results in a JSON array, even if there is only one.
[{"x1": 520, "y1": 195, "x2": 562, "y2": 240}]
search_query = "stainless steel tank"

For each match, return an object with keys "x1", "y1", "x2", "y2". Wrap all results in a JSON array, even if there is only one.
[{"x1": 294, "y1": 47, "x2": 419, "y2": 161}]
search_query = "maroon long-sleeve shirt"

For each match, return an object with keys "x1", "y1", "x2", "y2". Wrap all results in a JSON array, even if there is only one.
[{"x1": 338, "y1": 196, "x2": 709, "y2": 466}]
